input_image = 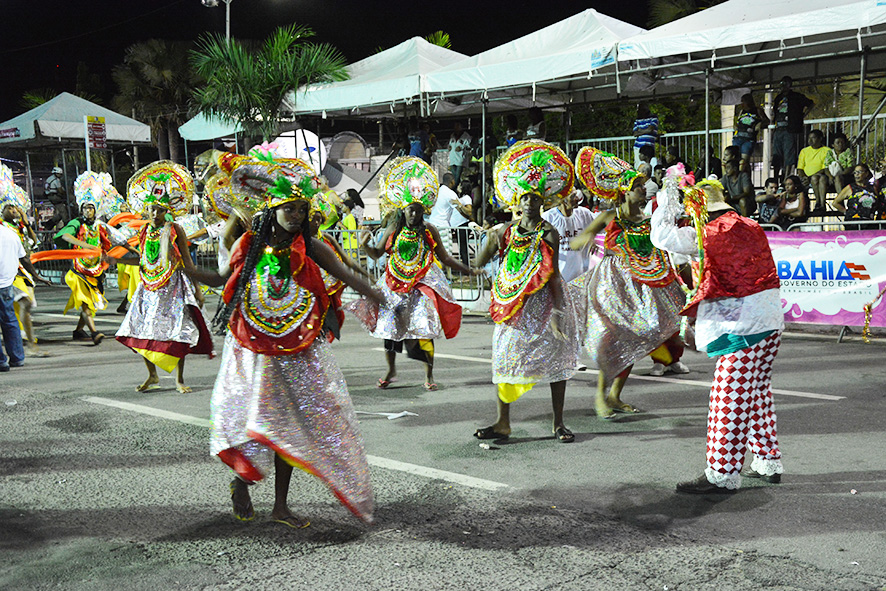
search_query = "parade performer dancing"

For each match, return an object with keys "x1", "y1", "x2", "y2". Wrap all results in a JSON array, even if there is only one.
[
  {"x1": 348, "y1": 156, "x2": 477, "y2": 391},
  {"x1": 54, "y1": 175, "x2": 115, "y2": 345},
  {"x1": 472, "y1": 141, "x2": 580, "y2": 443},
  {"x1": 1, "y1": 169, "x2": 51, "y2": 357},
  {"x1": 110, "y1": 162, "x2": 213, "y2": 393},
  {"x1": 183, "y1": 154, "x2": 384, "y2": 526},
  {"x1": 651, "y1": 176, "x2": 784, "y2": 493},
  {"x1": 569, "y1": 148, "x2": 685, "y2": 420},
  {"x1": 308, "y1": 190, "x2": 370, "y2": 340}
]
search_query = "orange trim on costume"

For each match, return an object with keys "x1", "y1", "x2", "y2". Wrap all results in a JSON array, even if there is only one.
[
  {"x1": 108, "y1": 212, "x2": 139, "y2": 227},
  {"x1": 216, "y1": 448, "x2": 265, "y2": 483},
  {"x1": 31, "y1": 249, "x2": 102, "y2": 263},
  {"x1": 247, "y1": 431, "x2": 371, "y2": 523}
]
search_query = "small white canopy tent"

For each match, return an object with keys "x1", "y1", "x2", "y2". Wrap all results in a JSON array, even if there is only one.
[
  {"x1": 0, "y1": 92, "x2": 150, "y2": 148},
  {"x1": 178, "y1": 112, "x2": 242, "y2": 142},
  {"x1": 425, "y1": 9, "x2": 643, "y2": 106},
  {"x1": 283, "y1": 37, "x2": 469, "y2": 118}
]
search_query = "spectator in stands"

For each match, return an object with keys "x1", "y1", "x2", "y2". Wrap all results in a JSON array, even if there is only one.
[
  {"x1": 638, "y1": 144, "x2": 658, "y2": 171},
  {"x1": 832, "y1": 164, "x2": 885, "y2": 222},
  {"x1": 639, "y1": 163, "x2": 659, "y2": 202},
  {"x1": 663, "y1": 145, "x2": 685, "y2": 171},
  {"x1": 756, "y1": 177, "x2": 782, "y2": 225},
  {"x1": 653, "y1": 164, "x2": 665, "y2": 189},
  {"x1": 422, "y1": 122, "x2": 439, "y2": 164},
  {"x1": 448, "y1": 122, "x2": 471, "y2": 184},
  {"x1": 797, "y1": 129, "x2": 830, "y2": 213},
  {"x1": 541, "y1": 189, "x2": 596, "y2": 283},
  {"x1": 407, "y1": 118, "x2": 429, "y2": 160},
  {"x1": 722, "y1": 159, "x2": 755, "y2": 217},
  {"x1": 524, "y1": 107, "x2": 546, "y2": 141},
  {"x1": 733, "y1": 93, "x2": 770, "y2": 170},
  {"x1": 823, "y1": 132, "x2": 854, "y2": 194},
  {"x1": 633, "y1": 103, "x2": 660, "y2": 168},
  {"x1": 505, "y1": 115, "x2": 523, "y2": 146},
  {"x1": 451, "y1": 180, "x2": 474, "y2": 266},
  {"x1": 772, "y1": 76, "x2": 814, "y2": 183},
  {"x1": 775, "y1": 175, "x2": 809, "y2": 230},
  {"x1": 695, "y1": 145, "x2": 723, "y2": 181}
]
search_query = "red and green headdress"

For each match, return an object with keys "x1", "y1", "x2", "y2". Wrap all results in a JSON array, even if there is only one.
[
  {"x1": 492, "y1": 140, "x2": 574, "y2": 210},
  {"x1": 378, "y1": 157, "x2": 438, "y2": 214},
  {"x1": 127, "y1": 161, "x2": 195, "y2": 218},
  {"x1": 574, "y1": 147, "x2": 642, "y2": 202}
]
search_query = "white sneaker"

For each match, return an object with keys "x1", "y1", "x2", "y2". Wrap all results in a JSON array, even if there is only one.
[
  {"x1": 649, "y1": 363, "x2": 666, "y2": 376},
  {"x1": 666, "y1": 361, "x2": 690, "y2": 374}
]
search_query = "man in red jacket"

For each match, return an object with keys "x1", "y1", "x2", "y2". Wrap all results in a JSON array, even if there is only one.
[{"x1": 651, "y1": 177, "x2": 785, "y2": 494}]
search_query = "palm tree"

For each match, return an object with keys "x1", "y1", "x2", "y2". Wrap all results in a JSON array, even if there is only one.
[
  {"x1": 424, "y1": 31, "x2": 452, "y2": 49},
  {"x1": 191, "y1": 24, "x2": 349, "y2": 142},
  {"x1": 112, "y1": 40, "x2": 197, "y2": 163}
]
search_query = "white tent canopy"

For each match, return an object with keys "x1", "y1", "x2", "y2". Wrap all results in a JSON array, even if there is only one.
[
  {"x1": 426, "y1": 9, "x2": 643, "y2": 97},
  {"x1": 615, "y1": 0, "x2": 886, "y2": 94},
  {"x1": 178, "y1": 112, "x2": 242, "y2": 142},
  {"x1": 0, "y1": 92, "x2": 151, "y2": 148},
  {"x1": 284, "y1": 37, "x2": 468, "y2": 118}
]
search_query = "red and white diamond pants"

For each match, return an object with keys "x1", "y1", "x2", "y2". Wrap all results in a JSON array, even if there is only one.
[{"x1": 706, "y1": 332, "x2": 782, "y2": 485}]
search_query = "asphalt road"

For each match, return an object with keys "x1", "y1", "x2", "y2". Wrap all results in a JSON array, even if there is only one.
[{"x1": 1, "y1": 286, "x2": 884, "y2": 591}]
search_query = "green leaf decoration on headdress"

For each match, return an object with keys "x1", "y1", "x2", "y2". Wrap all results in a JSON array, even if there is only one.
[
  {"x1": 148, "y1": 173, "x2": 172, "y2": 184},
  {"x1": 268, "y1": 176, "x2": 293, "y2": 200},
  {"x1": 296, "y1": 175, "x2": 320, "y2": 199},
  {"x1": 530, "y1": 150, "x2": 554, "y2": 168},
  {"x1": 249, "y1": 149, "x2": 277, "y2": 164}
]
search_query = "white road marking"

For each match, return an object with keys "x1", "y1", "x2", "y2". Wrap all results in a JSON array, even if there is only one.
[
  {"x1": 38, "y1": 312, "x2": 121, "y2": 324},
  {"x1": 373, "y1": 348, "x2": 845, "y2": 401},
  {"x1": 82, "y1": 395, "x2": 509, "y2": 491}
]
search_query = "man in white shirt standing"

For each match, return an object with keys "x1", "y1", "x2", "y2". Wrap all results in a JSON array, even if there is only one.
[
  {"x1": 429, "y1": 172, "x2": 470, "y2": 263},
  {"x1": 447, "y1": 122, "x2": 471, "y2": 184},
  {"x1": 1, "y1": 223, "x2": 46, "y2": 371},
  {"x1": 541, "y1": 189, "x2": 596, "y2": 283}
]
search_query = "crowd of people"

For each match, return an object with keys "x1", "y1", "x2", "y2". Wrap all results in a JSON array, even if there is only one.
[{"x1": 0, "y1": 131, "x2": 793, "y2": 531}]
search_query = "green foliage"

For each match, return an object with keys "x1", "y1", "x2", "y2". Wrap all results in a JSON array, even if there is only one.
[
  {"x1": 191, "y1": 24, "x2": 349, "y2": 141},
  {"x1": 425, "y1": 31, "x2": 452, "y2": 49},
  {"x1": 646, "y1": 0, "x2": 727, "y2": 27},
  {"x1": 19, "y1": 89, "x2": 60, "y2": 110}
]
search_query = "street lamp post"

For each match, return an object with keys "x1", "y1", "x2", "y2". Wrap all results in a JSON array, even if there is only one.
[{"x1": 201, "y1": 0, "x2": 233, "y2": 41}]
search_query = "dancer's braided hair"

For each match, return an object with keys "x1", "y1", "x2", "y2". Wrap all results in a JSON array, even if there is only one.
[{"x1": 211, "y1": 204, "x2": 315, "y2": 335}]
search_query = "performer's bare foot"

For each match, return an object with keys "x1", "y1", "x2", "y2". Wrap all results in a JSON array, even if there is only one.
[
  {"x1": 606, "y1": 398, "x2": 640, "y2": 413},
  {"x1": 176, "y1": 382, "x2": 192, "y2": 394},
  {"x1": 270, "y1": 508, "x2": 310, "y2": 529},
  {"x1": 230, "y1": 479, "x2": 254, "y2": 521},
  {"x1": 595, "y1": 402, "x2": 617, "y2": 421},
  {"x1": 136, "y1": 375, "x2": 160, "y2": 391}
]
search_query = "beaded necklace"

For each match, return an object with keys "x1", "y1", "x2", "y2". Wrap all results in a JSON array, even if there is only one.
[
  {"x1": 493, "y1": 222, "x2": 546, "y2": 306},
  {"x1": 606, "y1": 217, "x2": 674, "y2": 286},
  {"x1": 386, "y1": 227, "x2": 434, "y2": 292},
  {"x1": 73, "y1": 222, "x2": 103, "y2": 276},
  {"x1": 139, "y1": 225, "x2": 180, "y2": 290},
  {"x1": 242, "y1": 243, "x2": 313, "y2": 337}
]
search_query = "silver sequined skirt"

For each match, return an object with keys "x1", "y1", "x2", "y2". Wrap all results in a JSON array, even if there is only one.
[
  {"x1": 576, "y1": 255, "x2": 685, "y2": 381},
  {"x1": 346, "y1": 264, "x2": 458, "y2": 341},
  {"x1": 492, "y1": 285, "x2": 579, "y2": 385},
  {"x1": 115, "y1": 270, "x2": 203, "y2": 346},
  {"x1": 210, "y1": 333, "x2": 373, "y2": 522}
]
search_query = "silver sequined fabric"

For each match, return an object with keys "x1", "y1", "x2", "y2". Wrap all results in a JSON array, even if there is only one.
[
  {"x1": 345, "y1": 264, "x2": 459, "y2": 341},
  {"x1": 577, "y1": 253, "x2": 685, "y2": 381},
  {"x1": 210, "y1": 333, "x2": 374, "y2": 522},
  {"x1": 492, "y1": 285, "x2": 579, "y2": 385},
  {"x1": 115, "y1": 269, "x2": 204, "y2": 347}
]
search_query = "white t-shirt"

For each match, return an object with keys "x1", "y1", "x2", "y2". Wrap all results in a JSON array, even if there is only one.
[
  {"x1": 448, "y1": 133, "x2": 471, "y2": 167},
  {"x1": 0, "y1": 224, "x2": 26, "y2": 288},
  {"x1": 541, "y1": 206, "x2": 596, "y2": 282},
  {"x1": 428, "y1": 184, "x2": 460, "y2": 228},
  {"x1": 449, "y1": 194, "x2": 473, "y2": 228}
]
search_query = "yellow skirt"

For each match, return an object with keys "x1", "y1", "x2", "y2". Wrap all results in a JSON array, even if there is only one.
[
  {"x1": 117, "y1": 264, "x2": 141, "y2": 301},
  {"x1": 12, "y1": 275, "x2": 36, "y2": 334},
  {"x1": 63, "y1": 270, "x2": 108, "y2": 316}
]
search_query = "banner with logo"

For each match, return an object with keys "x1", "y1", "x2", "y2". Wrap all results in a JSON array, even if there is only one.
[{"x1": 767, "y1": 230, "x2": 886, "y2": 327}]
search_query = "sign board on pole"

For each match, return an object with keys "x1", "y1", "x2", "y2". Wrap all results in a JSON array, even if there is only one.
[{"x1": 87, "y1": 116, "x2": 106, "y2": 149}]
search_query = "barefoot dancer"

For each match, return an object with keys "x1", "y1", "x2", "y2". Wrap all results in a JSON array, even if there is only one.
[
  {"x1": 348, "y1": 157, "x2": 477, "y2": 391},
  {"x1": 473, "y1": 141, "x2": 580, "y2": 443},
  {"x1": 185, "y1": 154, "x2": 384, "y2": 526},
  {"x1": 651, "y1": 177, "x2": 785, "y2": 494},
  {"x1": 570, "y1": 148, "x2": 685, "y2": 420},
  {"x1": 112, "y1": 162, "x2": 213, "y2": 393}
]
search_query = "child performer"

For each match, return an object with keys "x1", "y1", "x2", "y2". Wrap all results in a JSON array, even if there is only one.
[
  {"x1": 472, "y1": 141, "x2": 580, "y2": 443},
  {"x1": 111, "y1": 162, "x2": 213, "y2": 392},
  {"x1": 348, "y1": 157, "x2": 478, "y2": 391},
  {"x1": 569, "y1": 148, "x2": 685, "y2": 420},
  {"x1": 184, "y1": 154, "x2": 384, "y2": 526}
]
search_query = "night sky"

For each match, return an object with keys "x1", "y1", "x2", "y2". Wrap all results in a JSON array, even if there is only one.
[{"x1": 0, "y1": 0, "x2": 649, "y2": 122}]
